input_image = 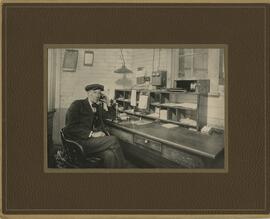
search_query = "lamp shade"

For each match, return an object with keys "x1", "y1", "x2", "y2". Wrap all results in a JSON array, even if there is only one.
[
  {"x1": 114, "y1": 64, "x2": 133, "y2": 74},
  {"x1": 114, "y1": 49, "x2": 133, "y2": 74}
]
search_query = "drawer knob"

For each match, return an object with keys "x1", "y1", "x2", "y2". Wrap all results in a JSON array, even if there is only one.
[{"x1": 144, "y1": 139, "x2": 149, "y2": 144}]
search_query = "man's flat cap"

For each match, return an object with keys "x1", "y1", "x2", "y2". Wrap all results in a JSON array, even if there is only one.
[{"x1": 85, "y1": 84, "x2": 104, "y2": 91}]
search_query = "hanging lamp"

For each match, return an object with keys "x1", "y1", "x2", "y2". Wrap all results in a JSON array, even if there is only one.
[{"x1": 114, "y1": 49, "x2": 133, "y2": 74}]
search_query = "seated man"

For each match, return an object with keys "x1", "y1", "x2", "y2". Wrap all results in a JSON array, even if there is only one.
[{"x1": 63, "y1": 84, "x2": 126, "y2": 168}]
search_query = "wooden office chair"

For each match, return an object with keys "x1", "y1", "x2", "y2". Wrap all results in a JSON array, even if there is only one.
[{"x1": 55, "y1": 129, "x2": 103, "y2": 168}]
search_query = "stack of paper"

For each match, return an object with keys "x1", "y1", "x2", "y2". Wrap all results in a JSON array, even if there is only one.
[
  {"x1": 160, "y1": 110, "x2": 168, "y2": 120},
  {"x1": 125, "y1": 109, "x2": 134, "y2": 113},
  {"x1": 180, "y1": 118, "x2": 197, "y2": 127},
  {"x1": 161, "y1": 123, "x2": 179, "y2": 129},
  {"x1": 148, "y1": 113, "x2": 159, "y2": 118}
]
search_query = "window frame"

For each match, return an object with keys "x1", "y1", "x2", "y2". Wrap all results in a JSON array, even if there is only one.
[{"x1": 171, "y1": 48, "x2": 225, "y2": 95}]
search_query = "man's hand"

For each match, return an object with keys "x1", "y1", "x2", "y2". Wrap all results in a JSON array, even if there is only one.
[
  {"x1": 100, "y1": 93, "x2": 111, "y2": 106},
  {"x1": 91, "y1": 131, "x2": 106, "y2": 138}
]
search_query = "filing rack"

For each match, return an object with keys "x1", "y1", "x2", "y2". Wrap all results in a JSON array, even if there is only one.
[{"x1": 114, "y1": 89, "x2": 208, "y2": 130}]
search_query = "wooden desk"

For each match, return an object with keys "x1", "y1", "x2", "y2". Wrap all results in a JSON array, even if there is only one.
[{"x1": 106, "y1": 117, "x2": 224, "y2": 168}]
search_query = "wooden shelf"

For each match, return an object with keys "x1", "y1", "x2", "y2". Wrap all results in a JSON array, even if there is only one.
[
  {"x1": 118, "y1": 109, "x2": 197, "y2": 129},
  {"x1": 115, "y1": 88, "x2": 206, "y2": 130},
  {"x1": 150, "y1": 103, "x2": 197, "y2": 111},
  {"x1": 159, "y1": 103, "x2": 197, "y2": 110}
]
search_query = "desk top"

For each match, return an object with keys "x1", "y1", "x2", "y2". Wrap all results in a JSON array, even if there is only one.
[{"x1": 106, "y1": 118, "x2": 224, "y2": 159}]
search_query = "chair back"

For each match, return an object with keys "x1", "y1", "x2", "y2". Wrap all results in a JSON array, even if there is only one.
[
  {"x1": 59, "y1": 129, "x2": 85, "y2": 167},
  {"x1": 57, "y1": 129, "x2": 103, "y2": 168}
]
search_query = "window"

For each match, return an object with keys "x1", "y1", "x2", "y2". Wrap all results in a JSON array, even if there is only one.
[
  {"x1": 178, "y1": 48, "x2": 208, "y2": 79},
  {"x1": 219, "y1": 48, "x2": 225, "y2": 85}
]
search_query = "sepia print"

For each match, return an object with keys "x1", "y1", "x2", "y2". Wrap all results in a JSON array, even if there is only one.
[{"x1": 46, "y1": 45, "x2": 226, "y2": 170}]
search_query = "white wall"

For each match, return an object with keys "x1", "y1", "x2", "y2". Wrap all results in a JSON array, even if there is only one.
[
  {"x1": 131, "y1": 48, "x2": 173, "y2": 88},
  {"x1": 60, "y1": 48, "x2": 135, "y2": 108}
]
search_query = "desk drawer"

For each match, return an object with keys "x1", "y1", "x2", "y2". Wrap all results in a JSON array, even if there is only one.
[
  {"x1": 162, "y1": 146, "x2": 204, "y2": 168},
  {"x1": 134, "y1": 135, "x2": 162, "y2": 152}
]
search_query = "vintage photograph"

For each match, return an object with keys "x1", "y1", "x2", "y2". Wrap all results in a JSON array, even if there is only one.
[{"x1": 47, "y1": 46, "x2": 226, "y2": 169}]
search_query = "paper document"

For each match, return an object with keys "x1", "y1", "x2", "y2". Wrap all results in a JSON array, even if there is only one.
[
  {"x1": 131, "y1": 90, "x2": 137, "y2": 106},
  {"x1": 161, "y1": 123, "x2": 179, "y2": 129},
  {"x1": 84, "y1": 52, "x2": 94, "y2": 65},
  {"x1": 180, "y1": 118, "x2": 197, "y2": 126},
  {"x1": 132, "y1": 120, "x2": 153, "y2": 125},
  {"x1": 138, "y1": 95, "x2": 148, "y2": 109}
]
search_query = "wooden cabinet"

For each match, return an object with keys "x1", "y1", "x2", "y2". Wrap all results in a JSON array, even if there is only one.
[
  {"x1": 115, "y1": 88, "x2": 208, "y2": 130},
  {"x1": 149, "y1": 91, "x2": 199, "y2": 129}
]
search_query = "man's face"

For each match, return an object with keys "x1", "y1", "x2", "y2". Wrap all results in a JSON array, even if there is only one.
[{"x1": 87, "y1": 89, "x2": 102, "y2": 103}]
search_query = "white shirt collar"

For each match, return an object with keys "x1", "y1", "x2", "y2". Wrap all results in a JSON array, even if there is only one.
[{"x1": 88, "y1": 99, "x2": 97, "y2": 112}]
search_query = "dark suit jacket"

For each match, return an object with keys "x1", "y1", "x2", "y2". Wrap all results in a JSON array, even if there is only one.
[{"x1": 63, "y1": 98, "x2": 108, "y2": 141}]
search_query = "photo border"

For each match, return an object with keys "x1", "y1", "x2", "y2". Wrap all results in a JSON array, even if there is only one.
[{"x1": 1, "y1": 1, "x2": 269, "y2": 218}]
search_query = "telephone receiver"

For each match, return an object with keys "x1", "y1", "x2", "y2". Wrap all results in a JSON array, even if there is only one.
[
  {"x1": 99, "y1": 94, "x2": 110, "y2": 111},
  {"x1": 99, "y1": 94, "x2": 107, "y2": 103}
]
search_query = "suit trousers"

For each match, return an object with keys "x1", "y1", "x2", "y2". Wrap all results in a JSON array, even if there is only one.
[{"x1": 78, "y1": 136, "x2": 126, "y2": 168}]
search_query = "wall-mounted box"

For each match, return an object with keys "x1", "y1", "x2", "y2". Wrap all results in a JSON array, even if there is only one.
[{"x1": 152, "y1": 70, "x2": 167, "y2": 87}]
